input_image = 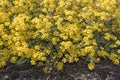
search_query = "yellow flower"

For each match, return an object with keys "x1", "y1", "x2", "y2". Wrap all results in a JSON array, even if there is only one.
[
  {"x1": 2, "y1": 34, "x2": 8, "y2": 40},
  {"x1": 0, "y1": 24, "x2": 4, "y2": 32},
  {"x1": 88, "y1": 62, "x2": 95, "y2": 70},
  {"x1": 32, "y1": 53, "x2": 39, "y2": 59},
  {"x1": 18, "y1": 52, "x2": 24, "y2": 57},
  {"x1": 0, "y1": 61, "x2": 6, "y2": 68},
  {"x1": 0, "y1": 12, "x2": 10, "y2": 23},
  {"x1": 95, "y1": 58, "x2": 100, "y2": 63},
  {"x1": 5, "y1": 22, "x2": 10, "y2": 26},
  {"x1": 97, "y1": 49, "x2": 109, "y2": 58},
  {"x1": 0, "y1": 41, "x2": 3, "y2": 46},
  {"x1": 10, "y1": 57, "x2": 17, "y2": 63},
  {"x1": 52, "y1": 38, "x2": 58, "y2": 45},
  {"x1": 53, "y1": 31, "x2": 59, "y2": 36},
  {"x1": 109, "y1": 44, "x2": 117, "y2": 48},
  {"x1": 74, "y1": 57, "x2": 79, "y2": 62},
  {"x1": 59, "y1": 1, "x2": 65, "y2": 7},
  {"x1": 30, "y1": 60, "x2": 36, "y2": 65},
  {"x1": 66, "y1": 16, "x2": 73, "y2": 21},
  {"x1": 44, "y1": 49, "x2": 51, "y2": 55},
  {"x1": 60, "y1": 34, "x2": 68, "y2": 40},
  {"x1": 109, "y1": 53, "x2": 117, "y2": 60},
  {"x1": 115, "y1": 40, "x2": 120, "y2": 45},
  {"x1": 68, "y1": 57, "x2": 73, "y2": 63},
  {"x1": 57, "y1": 62, "x2": 63, "y2": 71},
  {"x1": 117, "y1": 49, "x2": 120, "y2": 54},
  {"x1": 60, "y1": 41, "x2": 72, "y2": 50},
  {"x1": 104, "y1": 33, "x2": 111, "y2": 41},
  {"x1": 113, "y1": 59, "x2": 119, "y2": 65},
  {"x1": 34, "y1": 45, "x2": 40, "y2": 50},
  {"x1": 62, "y1": 58, "x2": 67, "y2": 63},
  {"x1": 64, "y1": 10, "x2": 75, "y2": 15},
  {"x1": 100, "y1": 12, "x2": 109, "y2": 20},
  {"x1": 41, "y1": 57, "x2": 46, "y2": 61}
]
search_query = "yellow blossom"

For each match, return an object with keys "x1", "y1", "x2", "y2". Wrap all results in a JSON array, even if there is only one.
[
  {"x1": 60, "y1": 41, "x2": 72, "y2": 50},
  {"x1": 0, "y1": 12, "x2": 10, "y2": 23},
  {"x1": 115, "y1": 40, "x2": 120, "y2": 45},
  {"x1": 52, "y1": 38, "x2": 58, "y2": 45},
  {"x1": 88, "y1": 62, "x2": 95, "y2": 70},
  {"x1": 117, "y1": 49, "x2": 120, "y2": 54},
  {"x1": 10, "y1": 57, "x2": 17, "y2": 63},
  {"x1": 30, "y1": 60, "x2": 36, "y2": 65},
  {"x1": 113, "y1": 59, "x2": 119, "y2": 65},
  {"x1": 0, "y1": 61, "x2": 6, "y2": 68},
  {"x1": 57, "y1": 62, "x2": 63, "y2": 71}
]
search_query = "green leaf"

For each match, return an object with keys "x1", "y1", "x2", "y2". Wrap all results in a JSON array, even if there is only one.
[
  {"x1": 104, "y1": 42, "x2": 112, "y2": 52},
  {"x1": 16, "y1": 58, "x2": 28, "y2": 65},
  {"x1": 99, "y1": 35, "x2": 105, "y2": 44}
]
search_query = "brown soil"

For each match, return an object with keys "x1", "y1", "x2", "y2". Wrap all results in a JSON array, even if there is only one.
[{"x1": 0, "y1": 59, "x2": 120, "y2": 80}]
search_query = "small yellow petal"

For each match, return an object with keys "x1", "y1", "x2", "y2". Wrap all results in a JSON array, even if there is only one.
[{"x1": 88, "y1": 62, "x2": 95, "y2": 70}]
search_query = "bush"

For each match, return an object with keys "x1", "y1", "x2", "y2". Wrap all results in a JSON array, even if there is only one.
[{"x1": 0, "y1": 0, "x2": 120, "y2": 73}]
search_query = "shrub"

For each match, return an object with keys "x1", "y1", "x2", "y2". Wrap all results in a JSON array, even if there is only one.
[{"x1": 0, "y1": 0, "x2": 120, "y2": 73}]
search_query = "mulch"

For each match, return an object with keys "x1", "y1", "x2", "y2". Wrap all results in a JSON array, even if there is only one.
[{"x1": 0, "y1": 59, "x2": 120, "y2": 80}]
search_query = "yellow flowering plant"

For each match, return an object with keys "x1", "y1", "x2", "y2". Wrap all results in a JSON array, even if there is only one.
[{"x1": 0, "y1": 0, "x2": 120, "y2": 73}]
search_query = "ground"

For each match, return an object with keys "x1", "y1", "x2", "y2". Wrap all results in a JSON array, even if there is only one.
[{"x1": 0, "y1": 59, "x2": 120, "y2": 80}]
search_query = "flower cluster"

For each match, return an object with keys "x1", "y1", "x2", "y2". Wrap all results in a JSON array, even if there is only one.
[{"x1": 0, "y1": 0, "x2": 120, "y2": 72}]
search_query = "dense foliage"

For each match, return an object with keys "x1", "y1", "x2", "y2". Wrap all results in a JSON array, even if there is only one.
[{"x1": 0, "y1": 0, "x2": 120, "y2": 73}]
